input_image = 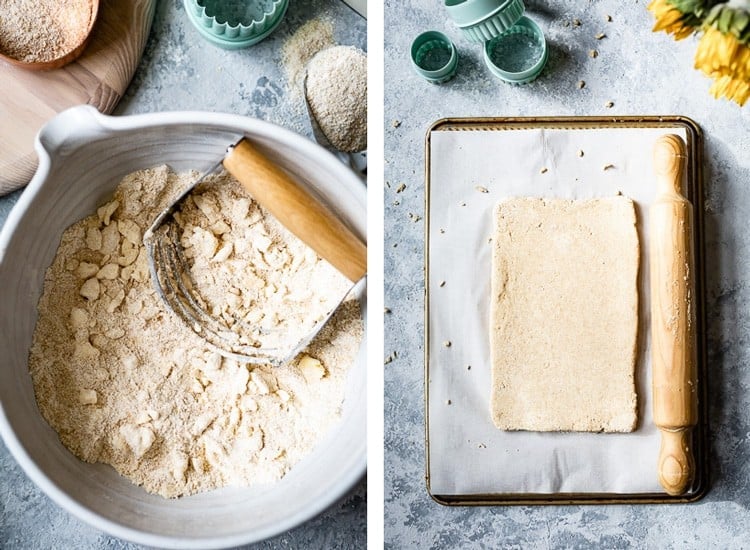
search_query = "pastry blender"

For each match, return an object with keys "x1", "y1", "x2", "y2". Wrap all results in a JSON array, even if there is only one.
[{"x1": 144, "y1": 138, "x2": 367, "y2": 366}]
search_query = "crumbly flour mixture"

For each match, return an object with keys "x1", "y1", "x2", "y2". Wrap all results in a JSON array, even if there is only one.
[
  {"x1": 0, "y1": 0, "x2": 93, "y2": 63},
  {"x1": 28, "y1": 166, "x2": 363, "y2": 498},
  {"x1": 306, "y1": 45, "x2": 367, "y2": 153}
]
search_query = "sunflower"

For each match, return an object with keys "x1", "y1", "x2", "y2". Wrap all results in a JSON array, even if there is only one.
[
  {"x1": 648, "y1": 0, "x2": 750, "y2": 106},
  {"x1": 647, "y1": 0, "x2": 717, "y2": 39},
  {"x1": 694, "y1": 3, "x2": 750, "y2": 105}
]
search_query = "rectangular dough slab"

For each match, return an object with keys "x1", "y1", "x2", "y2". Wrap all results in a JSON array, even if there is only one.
[{"x1": 489, "y1": 197, "x2": 639, "y2": 432}]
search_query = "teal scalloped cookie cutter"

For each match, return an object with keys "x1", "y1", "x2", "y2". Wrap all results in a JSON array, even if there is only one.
[{"x1": 183, "y1": 0, "x2": 289, "y2": 49}]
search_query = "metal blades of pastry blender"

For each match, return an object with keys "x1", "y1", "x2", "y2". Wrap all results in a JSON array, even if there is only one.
[
  {"x1": 143, "y1": 162, "x2": 283, "y2": 364},
  {"x1": 147, "y1": 219, "x2": 282, "y2": 362},
  {"x1": 143, "y1": 158, "x2": 265, "y2": 356},
  {"x1": 148, "y1": 218, "x2": 363, "y2": 366}
]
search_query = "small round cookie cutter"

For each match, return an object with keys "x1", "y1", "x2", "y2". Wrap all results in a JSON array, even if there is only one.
[
  {"x1": 410, "y1": 30, "x2": 459, "y2": 84},
  {"x1": 183, "y1": 0, "x2": 289, "y2": 49}
]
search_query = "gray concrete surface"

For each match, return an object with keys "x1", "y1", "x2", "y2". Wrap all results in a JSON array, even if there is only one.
[
  {"x1": 384, "y1": 0, "x2": 750, "y2": 548},
  {"x1": 0, "y1": 1, "x2": 366, "y2": 548}
]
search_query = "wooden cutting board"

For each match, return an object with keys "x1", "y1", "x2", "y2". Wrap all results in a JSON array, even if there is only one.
[{"x1": 0, "y1": 0, "x2": 156, "y2": 195}]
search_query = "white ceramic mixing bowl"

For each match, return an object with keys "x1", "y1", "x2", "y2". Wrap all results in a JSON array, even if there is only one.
[{"x1": 0, "y1": 105, "x2": 367, "y2": 548}]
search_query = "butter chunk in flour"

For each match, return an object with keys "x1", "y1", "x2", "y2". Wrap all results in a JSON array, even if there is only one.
[{"x1": 489, "y1": 197, "x2": 639, "y2": 433}]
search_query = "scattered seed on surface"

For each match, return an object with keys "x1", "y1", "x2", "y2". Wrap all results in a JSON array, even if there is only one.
[
  {"x1": 447, "y1": 400, "x2": 452, "y2": 405},
  {"x1": 578, "y1": 150, "x2": 584, "y2": 157},
  {"x1": 385, "y1": 181, "x2": 390, "y2": 188},
  {"x1": 605, "y1": 100, "x2": 614, "y2": 108},
  {"x1": 439, "y1": 280, "x2": 446, "y2": 287},
  {"x1": 603, "y1": 163, "x2": 615, "y2": 171},
  {"x1": 589, "y1": 49, "x2": 598, "y2": 58},
  {"x1": 595, "y1": 32, "x2": 606, "y2": 40},
  {"x1": 384, "y1": 355, "x2": 393, "y2": 364},
  {"x1": 443, "y1": 340, "x2": 452, "y2": 347},
  {"x1": 392, "y1": 119, "x2": 401, "y2": 128},
  {"x1": 606, "y1": 14, "x2": 612, "y2": 22},
  {"x1": 439, "y1": 228, "x2": 445, "y2": 234},
  {"x1": 396, "y1": 183, "x2": 406, "y2": 193},
  {"x1": 459, "y1": 201, "x2": 466, "y2": 207},
  {"x1": 475, "y1": 185, "x2": 489, "y2": 193},
  {"x1": 478, "y1": 443, "x2": 486, "y2": 449},
  {"x1": 467, "y1": 365, "x2": 471, "y2": 370},
  {"x1": 384, "y1": 307, "x2": 391, "y2": 314},
  {"x1": 573, "y1": 18, "x2": 581, "y2": 26},
  {"x1": 540, "y1": 167, "x2": 548, "y2": 174},
  {"x1": 577, "y1": 80, "x2": 586, "y2": 89}
]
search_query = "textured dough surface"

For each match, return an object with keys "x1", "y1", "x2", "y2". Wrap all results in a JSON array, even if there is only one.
[{"x1": 489, "y1": 197, "x2": 639, "y2": 432}]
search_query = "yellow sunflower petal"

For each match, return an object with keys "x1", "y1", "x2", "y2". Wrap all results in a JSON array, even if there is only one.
[
  {"x1": 649, "y1": 0, "x2": 696, "y2": 40},
  {"x1": 709, "y1": 74, "x2": 750, "y2": 106},
  {"x1": 695, "y1": 27, "x2": 750, "y2": 76}
]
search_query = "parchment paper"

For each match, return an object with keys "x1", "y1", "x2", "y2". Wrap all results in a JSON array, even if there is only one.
[{"x1": 427, "y1": 125, "x2": 689, "y2": 495}]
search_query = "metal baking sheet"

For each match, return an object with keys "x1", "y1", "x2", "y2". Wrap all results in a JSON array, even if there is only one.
[{"x1": 424, "y1": 116, "x2": 707, "y2": 505}]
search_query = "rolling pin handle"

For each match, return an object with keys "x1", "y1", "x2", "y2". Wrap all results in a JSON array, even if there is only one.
[
  {"x1": 657, "y1": 429, "x2": 694, "y2": 496},
  {"x1": 653, "y1": 134, "x2": 686, "y2": 195}
]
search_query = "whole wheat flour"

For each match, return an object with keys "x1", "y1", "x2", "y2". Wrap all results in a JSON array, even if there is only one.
[
  {"x1": 28, "y1": 166, "x2": 363, "y2": 498},
  {"x1": 489, "y1": 197, "x2": 639, "y2": 433},
  {"x1": 305, "y1": 45, "x2": 367, "y2": 153},
  {"x1": 0, "y1": 0, "x2": 93, "y2": 63}
]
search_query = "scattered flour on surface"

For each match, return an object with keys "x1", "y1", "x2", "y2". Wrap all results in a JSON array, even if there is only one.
[{"x1": 280, "y1": 16, "x2": 335, "y2": 103}]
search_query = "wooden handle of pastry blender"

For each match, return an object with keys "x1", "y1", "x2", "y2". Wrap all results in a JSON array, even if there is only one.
[
  {"x1": 650, "y1": 134, "x2": 697, "y2": 496},
  {"x1": 223, "y1": 139, "x2": 367, "y2": 282}
]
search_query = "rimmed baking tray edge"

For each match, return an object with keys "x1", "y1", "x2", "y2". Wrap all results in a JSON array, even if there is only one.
[{"x1": 423, "y1": 115, "x2": 708, "y2": 505}]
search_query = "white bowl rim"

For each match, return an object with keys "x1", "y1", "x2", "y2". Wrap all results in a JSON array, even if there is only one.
[{"x1": 0, "y1": 105, "x2": 366, "y2": 549}]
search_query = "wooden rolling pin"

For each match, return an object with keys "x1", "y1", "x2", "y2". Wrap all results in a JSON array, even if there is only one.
[{"x1": 650, "y1": 134, "x2": 697, "y2": 496}]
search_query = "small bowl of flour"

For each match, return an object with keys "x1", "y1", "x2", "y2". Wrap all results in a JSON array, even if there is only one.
[
  {"x1": 0, "y1": 0, "x2": 99, "y2": 70},
  {"x1": 304, "y1": 45, "x2": 367, "y2": 154}
]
